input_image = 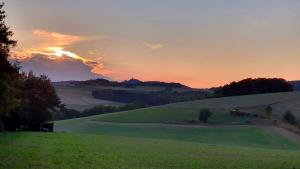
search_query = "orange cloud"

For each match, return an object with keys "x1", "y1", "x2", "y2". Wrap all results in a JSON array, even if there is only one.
[
  {"x1": 142, "y1": 41, "x2": 164, "y2": 50},
  {"x1": 11, "y1": 30, "x2": 111, "y2": 76},
  {"x1": 32, "y1": 29, "x2": 85, "y2": 47}
]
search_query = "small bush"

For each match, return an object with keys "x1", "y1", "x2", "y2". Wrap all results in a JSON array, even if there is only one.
[
  {"x1": 283, "y1": 111, "x2": 298, "y2": 125},
  {"x1": 198, "y1": 108, "x2": 212, "y2": 123},
  {"x1": 265, "y1": 105, "x2": 272, "y2": 118}
]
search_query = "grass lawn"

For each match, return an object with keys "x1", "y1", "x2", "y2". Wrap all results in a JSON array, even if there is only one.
[{"x1": 1, "y1": 132, "x2": 300, "y2": 169}]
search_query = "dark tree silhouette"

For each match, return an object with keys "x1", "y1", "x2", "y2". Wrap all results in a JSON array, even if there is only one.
[
  {"x1": 283, "y1": 111, "x2": 297, "y2": 125},
  {"x1": 0, "y1": 3, "x2": 20, "y2": 128},
  {"x1": 217, "y1": 78, "x2": 293, "y2": 96},
  {"x1": 198, "y1": 108, "x2": 212, "y2": 123},
  {"x1": 17, "y1": 72, "x2": 61, "y2": 130},
  {"x1": 265, "y1": 105, "x2": 273, "y2": 118}
]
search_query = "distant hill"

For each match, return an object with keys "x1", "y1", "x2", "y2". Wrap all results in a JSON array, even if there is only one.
[
  {"x1": 53, "y1": 78, "x2": 189, "y2": 89},
  {"x1": 290, "y1": 81, "x2": 300, "y2": 91}
]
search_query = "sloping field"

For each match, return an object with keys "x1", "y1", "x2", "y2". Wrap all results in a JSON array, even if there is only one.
[
  {"x1": 55, "y1": 117, "x2": 300, "y2": 149},
  {"x1": 55, "y1": 91, "x2": 300, "y2": 149},
  {"x1": 96, "y1": 91, "x2": 300, "y2": 123},
  {"x1": 55, "y1": 86, "x2": 124, "y2": 111},
  {"x1": 10, "y1": 91, "x2": 300, "y2": 169},
  {"x1": 1, "y1": 132, "x2": 300, "y2": 169}
]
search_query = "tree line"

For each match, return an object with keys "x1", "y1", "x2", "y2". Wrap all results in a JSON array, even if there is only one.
[
  {"x1": 92, "y1": 89, "x2": 210, "y2": 106},
  {"x1": 53, "y1": 102, "x2": 148, "y2": 120},
  {"x1": 216, "y1": 78, "x2": 293, "y2": 96}
]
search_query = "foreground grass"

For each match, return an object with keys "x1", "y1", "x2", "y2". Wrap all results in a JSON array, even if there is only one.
[{"x1": 1, "y1": 132, "x2": 300, "y2": 169}]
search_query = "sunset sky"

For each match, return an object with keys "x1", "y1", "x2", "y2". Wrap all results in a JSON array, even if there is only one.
[{"x1": 4, "y1": 0, "x2": 300, "y2": 88}]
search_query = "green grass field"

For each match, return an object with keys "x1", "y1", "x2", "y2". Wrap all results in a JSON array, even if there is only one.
[
  {"x1": 2, "y1": 91, "x2": 300, "y2": 169},
  {"x1": 1, "y1": 132, "x2": 300, "y2": 169},
  {"x1": 96, "y1": 91, "x2": 300, "y2": 123},
  {"x1": 55, "y1": 116, "x2": 300, "y2": 150}
]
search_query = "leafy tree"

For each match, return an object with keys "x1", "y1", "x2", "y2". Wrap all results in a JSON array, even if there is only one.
[
  {"x1": 198, "y1": 108, "x2": 212, "y2": 123},
  {"x1": 265, "y1": 105, "x2": 273, "y2": 118},
  {"x1": 283, "y1": 111, "x2": 297, "y2": 125},
  {"x1": 17, "y1": 72, "x2": 61, "y2": 130},
  {"x1": 0, "y1": 3, "x2": 20, "y2": 129}
]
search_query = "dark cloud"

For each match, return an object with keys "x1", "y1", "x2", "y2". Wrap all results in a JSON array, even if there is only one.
[{"x1": 18, "y1": 54, "x2": 107, "y2": 81}]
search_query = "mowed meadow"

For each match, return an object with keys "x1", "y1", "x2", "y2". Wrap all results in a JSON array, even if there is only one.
[{"x1": 1, "y1": 132, "x2": 300, "y2": 169}]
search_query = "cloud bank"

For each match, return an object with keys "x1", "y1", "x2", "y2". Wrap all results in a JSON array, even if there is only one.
[
  {"x1": 19, "y1": 54, "x2": 105, "y2": 81},
  {"x1": 11, "y1": 30, "x2": 110, "y2": 81}
]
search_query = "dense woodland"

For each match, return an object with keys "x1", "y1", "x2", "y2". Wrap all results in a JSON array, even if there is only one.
[
  {"x1": 92, "y1": 89, "x2": 210, "y2": 106},
  {"x1": 216, "y1": 78, "x2": 293, "y2": 96}
]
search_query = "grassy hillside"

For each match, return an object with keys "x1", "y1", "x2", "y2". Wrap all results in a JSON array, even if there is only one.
[
  {"x1": 55, "y1": 117, "x2": 300, "y2": 149},
  {"x1": 1, "y1": 132, "x2": 300, "y2": 169},
  {"x1": 54, "y1": 84, "x2": 200, "y2": 111},
  {"x1": 55, "y1": 91, "x2": 300, "y2": 149},
  {"x1": 4, "y1": 91, "x2": 300, "y2": 169},
  {"x1": 96, "y1": 91, "x2": 300, "y2": 123},
  {"x1": 55, "y1": 86, "x2": 124, "y2": 111}
]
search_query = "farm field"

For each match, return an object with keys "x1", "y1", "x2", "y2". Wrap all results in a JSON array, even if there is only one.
[
  {"x1": 96, "y1": 91, "x2": 300, "y2": 123},
  {"x1": 54, "y1": 84, "x2": 198, "y2": 111},
  {"x1": 54, "y1": 86, "x2": 124, "y2": 111},
  {"x1": 1, "y1": 132, "x2": 300, "y2": 169}
]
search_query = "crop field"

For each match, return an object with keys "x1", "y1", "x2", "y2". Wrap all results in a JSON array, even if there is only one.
[
  {"x1": 54, "y1": 86, "x2": 124, "y2": 111},
  {"x1": 54, "y1": 85, "x2": 195, "y2": 111},
  {"x1": 1, "y1": 132, "x2": 300, "y2": 169}
]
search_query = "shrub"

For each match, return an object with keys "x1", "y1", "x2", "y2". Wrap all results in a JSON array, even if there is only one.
[
  {"x1": 265, "y1": 105, "x2": 273, "y2": 118},
  {"x1": 283, "y1": 111, "x2": 298, "y2": 125},
  {"x1": 198, "y1": 108, "x2": 212, "y2": 123}
]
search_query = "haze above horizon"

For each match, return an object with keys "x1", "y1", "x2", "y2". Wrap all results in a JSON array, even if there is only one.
[{"x1": 5, "y1": 0, "x2": 300, "y2": 87}]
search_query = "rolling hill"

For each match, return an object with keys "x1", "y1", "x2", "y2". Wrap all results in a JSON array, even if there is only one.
[
  {"x1": 54, "y1": 85, "x2": 124, "y2": 111},
  {"x1": 3, "y1": 91, "x2": 300, "y2": 169},
  {"x1": 95, "y1": 91, "x2": 300, "y2": 123},
  {"x1": 55, "y1": 91, "x2": 300, "y2": 147},
  {"x1": 54, "y1": 78, "x2": 210, "y2": 111}
]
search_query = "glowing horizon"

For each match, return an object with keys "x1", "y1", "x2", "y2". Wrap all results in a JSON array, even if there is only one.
[{"x1": 5, "y1": 0, "x2": 300, "y2": 88}]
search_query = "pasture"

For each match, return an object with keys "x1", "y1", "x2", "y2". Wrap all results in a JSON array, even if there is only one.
[
  {"x1": 3, "y1": 91, "x2": 300, "y2": 169},
  {"x1": 96, "y1": 91, "x2": 300, "y2": 123}
]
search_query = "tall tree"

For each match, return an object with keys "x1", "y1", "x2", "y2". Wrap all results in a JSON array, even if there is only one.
[
  {"x1": 18, "y1": 72, "x2": 61, "y2": 130},
  {"x1": 0, "y1": 3, "x2": 20, "y2": 128}
]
